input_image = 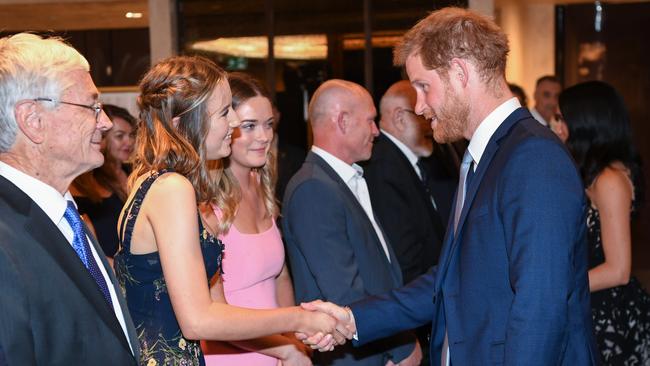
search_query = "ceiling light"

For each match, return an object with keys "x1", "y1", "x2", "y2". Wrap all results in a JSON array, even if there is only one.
[{"x1": 125, "y1": 12, "x2": 143, "y2": 19}]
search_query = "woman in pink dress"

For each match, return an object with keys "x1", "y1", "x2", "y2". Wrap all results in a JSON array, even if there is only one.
[{"x1": 202, "y1": 72, "x2": 312, "y2": 366}]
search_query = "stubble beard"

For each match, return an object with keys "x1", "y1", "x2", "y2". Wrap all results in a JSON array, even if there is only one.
[{"x1": 432, "y1": 89, "x2": 470, "y2": 144}]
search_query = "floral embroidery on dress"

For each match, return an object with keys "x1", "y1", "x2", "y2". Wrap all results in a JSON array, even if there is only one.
[
  {"x1": 587, "y1": 205, "x2": 650, "y2": 364},
  {"x1": 138, "y1": 327, "x2": 202, "y2": 366},
  {"x1": 114, "y1": 170, "x2": 224, "y2": 366},
  {"x1": 153, "y1": 278, "x2": 167, "y2": 301}
]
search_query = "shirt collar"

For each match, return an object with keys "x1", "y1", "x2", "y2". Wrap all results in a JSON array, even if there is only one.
[
  {"x1": 0, "y1": 161, "x2": 73, "y2": 225},
  {"x1": 467, "y1": 97, "x2": 521, "y2": 166},
  {"x1": 381, "y1": 130, "x2": 419, "y2": 167},
  {"x1": 530, "y1": 107, "x2": 548, "y2": 126},
  {"x1": 311, "y1": 146, "x2": 363, "y2": 183}
]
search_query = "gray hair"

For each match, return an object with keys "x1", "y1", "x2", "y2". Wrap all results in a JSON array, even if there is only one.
[{"x1": 0, "y1": 33, "x2": 89, "y2": 152}]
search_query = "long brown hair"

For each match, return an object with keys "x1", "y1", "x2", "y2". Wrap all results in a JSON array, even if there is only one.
[
  {"x1": 212, "y1": 72, "x2": 278, "y2": 234},
  {"x1": 129, "y1": 55, "x2": 226, "y2": 202}
]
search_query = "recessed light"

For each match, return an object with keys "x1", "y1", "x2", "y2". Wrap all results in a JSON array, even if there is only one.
[{"x1": 125, "y1": 12, "x2": 143, "y2": 19}]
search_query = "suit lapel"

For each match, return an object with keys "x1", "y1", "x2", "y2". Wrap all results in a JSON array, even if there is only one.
[
  {"x1": 306, "y1": 152, "x2": 402, "y2": 284},
  {"x1": 434, "y1": 108, "x2": 531, "y2": 290}
]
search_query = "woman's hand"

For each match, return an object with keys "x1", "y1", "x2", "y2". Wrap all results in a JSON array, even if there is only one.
[{"x1": 278, "y1": 338, "x2": 313, "y2": 366}]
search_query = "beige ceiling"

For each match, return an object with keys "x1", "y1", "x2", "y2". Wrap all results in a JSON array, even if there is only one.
[
  {"x1": 0, "y1": 0, "x2": 647, "y2": 33},
  {"x1": 0, "y1": 0, "x2": 148, "y2": 31}
]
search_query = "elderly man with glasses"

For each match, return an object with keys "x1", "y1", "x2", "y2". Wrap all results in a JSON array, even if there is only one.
[{"x1": 0, "y1": 33, "x2": 140, "y2": 365}]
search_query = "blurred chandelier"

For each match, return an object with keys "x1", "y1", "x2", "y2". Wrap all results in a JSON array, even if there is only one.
[
  {"x1": 191, "y1": 33, "x2": 403, "y2": 60},
  {"x1": 192, "y1": 35, "x2": 328, "y2": 60}
]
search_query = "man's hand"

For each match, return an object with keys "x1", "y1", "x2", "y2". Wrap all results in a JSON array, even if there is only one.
[{"x1": 295, "y1": 300, "x2": 357, "y2": 351}]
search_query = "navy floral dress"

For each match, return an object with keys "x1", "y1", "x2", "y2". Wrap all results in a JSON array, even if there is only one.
[
  {"x1": 114, "y1": 170, "x2": 224, "y2": 366},
  {"x1": 587, "y1": 204, "x2": 650, "y2": 365}
]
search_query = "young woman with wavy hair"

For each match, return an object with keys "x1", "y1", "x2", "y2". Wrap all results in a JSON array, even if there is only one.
[
  {"x1": 202, "y1": 72, "x2": 311, "y2": 366},
  {"x1": 114, "y1": 57, "x2": 341, "y2": 366}
]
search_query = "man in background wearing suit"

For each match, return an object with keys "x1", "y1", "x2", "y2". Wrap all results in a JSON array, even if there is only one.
[
  {"x1": 530, "y1": 75, "x2": 562, "y2": 127},
  {"x1": 0, "y1": 33, "x2": 139, "y2": 365},
  {"x1": 302, "y1": 8, "x2": 598, "y2": 365},
  {"x1": 363, "y1": 80, "x2": 455, "y2": 285},
  {"x1": 282, "y1": 79, "x2": 420, "y2": 365}
]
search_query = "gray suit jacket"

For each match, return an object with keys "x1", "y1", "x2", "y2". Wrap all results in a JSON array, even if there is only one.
[
  {"x1": 282, "y1": 152, "x2": 415, "y2": 365},
  {"x1": 0, "y1": 175, "x2": 140, "y2": 365}
]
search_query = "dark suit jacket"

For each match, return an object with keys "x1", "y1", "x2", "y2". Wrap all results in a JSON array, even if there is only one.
[
  {"x1": 0, "y1": 176, "x2": 140, "y2": 365},
  {"x1": 351, "y1": 109, "x2": 599, "y2": 365},
  {"x1": 362, "y1": 134, "x2": 456, "y2": 283},
  {"x1": 282, "y1": 152, "x2": 415, "y2": 365}
]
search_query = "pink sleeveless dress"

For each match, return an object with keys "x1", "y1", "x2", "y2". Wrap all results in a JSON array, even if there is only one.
[{"x1": 202, "y1": 209, "x2": 285, "y2": 366}]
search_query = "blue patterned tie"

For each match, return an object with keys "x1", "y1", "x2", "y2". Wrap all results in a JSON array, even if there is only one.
[
  {"x1": 453, "y1": 150, "x2": 475, "y2": 234},
  {"x1": 63, "y1": 201, "x2": 113, "y2": 306}
]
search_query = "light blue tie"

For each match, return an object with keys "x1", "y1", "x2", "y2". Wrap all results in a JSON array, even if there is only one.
[
  {"x1": 453, "y1": 150, "x2": 475, "y2": 233},
  {"x1": 63, "y1": 201, "x2": 113, "y2": 306},
  {"x1": 443, "y1": 150, "x2": 474, "y2": 366}
]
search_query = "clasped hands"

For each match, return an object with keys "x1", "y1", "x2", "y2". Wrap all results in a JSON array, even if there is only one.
[{"x1": 296, "y1": 300, "x2": 356, "y2": 352}]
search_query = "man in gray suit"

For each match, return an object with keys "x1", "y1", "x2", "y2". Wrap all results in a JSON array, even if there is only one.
[
  {"x1": 0, "y1": 33, "x2": 140, "y2": 365},
  {"x1": 282, "y1": 79, "x2": 420, "y2": 365}
]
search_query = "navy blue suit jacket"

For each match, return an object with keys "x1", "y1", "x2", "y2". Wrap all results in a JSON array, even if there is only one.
[
  {"x1": 351, "y1": 109, "x2": 599, "y2": 365},
  {"x1": 283, "y1": 152, "x2": 415, "y2": 365}
]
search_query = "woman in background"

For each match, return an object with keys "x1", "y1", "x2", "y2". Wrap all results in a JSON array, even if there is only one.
[
  {"x1": 114, "y1": 56, "x2": 341, "y2": 366},
  {"x1": 560, "y1": 80, "x2": 650, "y2": 365},
  {"x1": 72, "y1": 103, "x2": 136, "y2": 259},
  {"x1": 202, "y1": 73, "x2": 311, "y2": 366}
]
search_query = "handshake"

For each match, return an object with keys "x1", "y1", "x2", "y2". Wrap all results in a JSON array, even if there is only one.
[{"x1": 295, "y1": 300, "x2": 357, "y2": 352}]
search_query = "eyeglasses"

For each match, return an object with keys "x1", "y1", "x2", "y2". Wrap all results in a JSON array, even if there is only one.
[{"x1": 33, "y1": 98, "x2": 103, "y2": 123}]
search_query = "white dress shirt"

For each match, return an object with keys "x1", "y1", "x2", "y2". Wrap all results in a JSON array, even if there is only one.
[
  {"x1": 467, "y1": 98, "x2": 522, "y2": 170},
  {"x1": 0, "y1": 161, "x2": 134, "y2": 354},
  {"x1": 529, "y1": 106, "x2": 548, "y2": 126},
  {"x1": 311, "y1": 146, "x2": 391, "y2": 262}
]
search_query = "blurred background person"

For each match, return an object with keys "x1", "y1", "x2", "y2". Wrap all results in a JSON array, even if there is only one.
[
  {"x1": 530, "y1": 75, "x2": 562, "y2": 126},
  {"x1": 560, "y1": 80, "x2": 650, "y2": 365},
  {"x1": 202, "y1": 72, "x2": 311, "y2": 365},
  {"x1": 508, "y1": 82, "x2": 528, "y2": 108},
  {"x1": 548, "y1": 105, "x2": 569, "y2": 143},
  {"x1": 71, "y1": 103, "x2": 136, "y2": 261},
  {"x1": 272, "y1": 104, "x2": 307, "y2": 210},
  {"x1": 363, "y1": 80, "x2": 454, "y2": 284}
]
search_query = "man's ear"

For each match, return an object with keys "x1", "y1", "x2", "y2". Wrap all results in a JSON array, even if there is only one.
[
  {"x1": 336, "y1": 111, "x2": 348, "y2": 134},
  {"x1": 393, "y1": 107, "x2": 407, "y2": 132},
  {"x1": 450, "y1": 58, "x2": 470, "y2": 88},
  {"x1": 14, "y1": 100, "x2": 46, "y2": 144}
]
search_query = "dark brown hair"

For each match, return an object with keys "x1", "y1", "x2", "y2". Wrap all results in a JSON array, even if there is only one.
[{"x1": 130, "y1": 55, "x2": 226, "y2": 202}]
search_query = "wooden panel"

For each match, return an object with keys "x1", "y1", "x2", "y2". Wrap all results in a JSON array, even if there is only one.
[{"x1": 0, "y1": 1, "x2": 148, "y2": 31}]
